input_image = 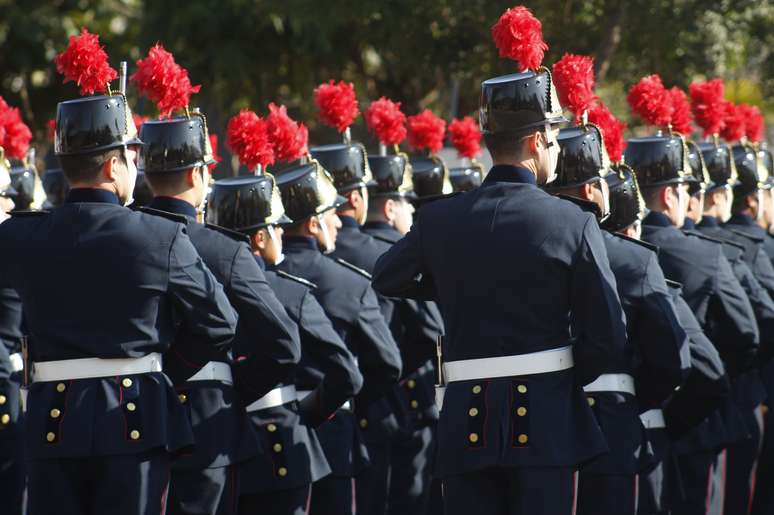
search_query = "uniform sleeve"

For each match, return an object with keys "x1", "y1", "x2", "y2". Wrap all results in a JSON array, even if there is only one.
[
  {"x1": 751, "y1": 246, "x2": 774, "y2": 297},
  {"x1": 296, "y1": 291, "x2": 364, "y2": 427},
  {"x1": 570, "y1": 216, "x2": 628, "y2": 386},
  {"x1": 634, "y1": 253, "x2": 690, "y2": 408},
  {"x1": 372, "y1": 222, "x2": 436, "y2": 300},
  {"x1": 734, "y1": 259, "x2": 774, "y2": 363},
  {"x1": 397, "y1": 299, "x2": 444, "y2": 373},
  {"x1": 229, "y1": 245, "x2": 302, "y2": 403},
  {"x1": 354, "y1": 285, "x2": 403, "y2": 405},
  {"x1": 707, "y1": 251, "x2": 759, "y2": 377},
  {"x1": 163, "y1": 226, "x2": 238, "y2": 384}
]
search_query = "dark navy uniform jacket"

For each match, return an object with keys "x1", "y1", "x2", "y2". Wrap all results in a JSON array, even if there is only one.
[
  {"x1": 0, "y1": 188, "x2": 238, "y2": 460},
  {"x1": 372, "y1": 165, "x2": 627, "y2": 477},
  {"x1": 0, "y1": 288, "x2": 23, "y2": 441},
  {"x1": 147, "y1": 196, "x2": 301, "y2": 470}
]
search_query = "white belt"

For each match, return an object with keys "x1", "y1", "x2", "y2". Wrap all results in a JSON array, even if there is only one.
[
  {"x1": 32, "y1": 353, "x2": 163, "y2": 383},
  {"x1": 246, "y1": 385, "x2": 298, "y2": 412},
  {"x1": 9, "y1": 352, "x2": 23, "y2": 373},
  {"x1": 442, "y1": 346, "x2": 574, "y2": 383},
  {"x1": 640, "y1": 409, "x2": 666, "y2": 429},
  {"x1": 583, "y1": 373, "x2": 636, "y2": 395},
  {"x1": 297, "y1": 389, "x2": 352, "y2": 411},
  {"x1": 187, "y1": 361, "x2": 233, "y2": 385}
]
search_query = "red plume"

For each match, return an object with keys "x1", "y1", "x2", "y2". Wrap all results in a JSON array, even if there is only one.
[
  {"x1": 668, "y1": 87, "x2": 693, "y2": 135},
  {"x1": 47, "y1": 119, "x2": 57, "y2": 143},
  {"x1": 448, "y1": 117, "x2": 482, "y2": 159},
  {"x1": 208, "y1": 134, "x2": 221, "y2": 171},
  {"x1": 552, "y1": 54, "x2": 597, "y2": 122},
  {"x1": 407, "y1": 110, "x2": 446, "y2": 154},
  {"x1": 588, "y1": 102, "x2": 627, "y2": 164},
  {"x1": 226, "y1": 110, "x2": 274, "y2": 170},
  {"x1": 132, "y1": 114, "x2": 149, "y2": 131},
  {"x1": 0, "y1": 98, "x2": 8, "y2": 146},
  {"x1": 364, "y1": 97, "x2": 407, "y2": 146},
  {"x1": 719, "y1": 101, "x2": 745, "y2": 142},
  {"x1": 689, "y1": 79, "x2": 726, "y2": 138},
  {"x1": 491, "y1": 6, "x2": 547, "y2": 70},
  {"x1": 54, "y1": 28, "x2": 117, "y2": 95},
  {"x1": 627, "y1": 75, "x2": 673, "y2": 128},
  {"x1": 314, "y1": 80, "x2": 359, "y2": 133},
  {"x1": 0, "y1": 98, "x2": 32, "y2": 160},
  {"x1": 738, "y1": 104, "x2": 764, "y2": 143},
  {"x1": 130, "y1": 44, "x2": 201, "y2": 117},
  {"x1": 266, "y1": 103, "x2": 309, "y2": 163}
]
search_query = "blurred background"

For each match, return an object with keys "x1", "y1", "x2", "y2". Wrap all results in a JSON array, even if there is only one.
[{"x1": 0, "y1": 0, "x2": 772, "y2": 176}]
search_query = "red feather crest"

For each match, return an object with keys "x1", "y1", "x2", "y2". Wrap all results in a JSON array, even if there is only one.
[
  {"x1": 314, "y1": 80, "x2": 360, "y2": 133},
  {"x1": 132, "y1": 114, "x2": 149, "y2": 131},
  {"x1": 55, "y1": 28, "x2": 117, "y2": 95},
  {"x1": 552, "y1": 54, "x2": 597, "y2": 122},
  {"x1": 587, "y1": 102, "x2": 627, "y2": 164},
  {"x1": 491, "y1": 6, "x2": 547, "y2": 70},
  {"x1": 448, "y1": 117, "x2": 482, "y2": 159},
  {"x1": 266, "y1": 103, "x2": 309, "y2": 163},
  {"x1": 130, "y1": 44, "x2": 201, "y2": 117},
  {"x1": 47, "y1": 118, "x2": 57, "y2": 143},
  {"x1": 689, "y1": 79, "x2": 726, "y2": 137},
  {"x1": 738, "y1": 104, "x2": 764, "y2": 143},
  {"x1": 208, "y1": 134, "x2": 221, "y2": 171},
  {"x1": 668, "y1": 87, "x2": 693, "y2": 135},
  {"x1": 720, "y1": 101, "x2": 745, "y2": 142},
  {"x1": 226, "y1": 110, "x2": 274, "y2": 170},
  {"x1": 627, "y1": 75, "x2": 673, "y2": 128},
  {"x1": 407, "y1": 110, "x2": 446, "y2": 154},
  {"x1": 0, "y1": 97, "x2": 32, "y2": 160},
  {"x1": 364, "y1": 97, "x2": 407, "y2": 146}
]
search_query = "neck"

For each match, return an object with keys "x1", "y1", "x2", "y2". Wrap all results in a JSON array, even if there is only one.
[
  {"x1": 69, "y1": 182, "x2": 117, "y2": 195},
  {"x1": 157, "y1": 191, "x2": 198, "y2": 209},
  {"x1": 337, "y1": 207, "x2": 358, "y2": 220},
  {"x1": 494, "y1": 159, "x2": 538, "y2": 179}
]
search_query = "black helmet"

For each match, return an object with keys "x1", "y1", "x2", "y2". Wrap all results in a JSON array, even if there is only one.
[
  {"x1": 139, "y1": 114, "x2": 215, "y2": 173},
  {"x1": 9, "y1": 163, "x2": 36, "y2": 211},
  {"x1": 367, "y1": 154, "x2": 416, "y2": 199},
  {"x1": 310, "y1": 143, "x2": 375, "y2": 193},
  {"x1": 55, "y1": 94, "x2": 142, "y2": 156},
  {"x1": 698, "y1": 141, "x2": 738, "y2": 192},
  {"x1": 601, "y1": 165, "x2": 645, "y2": 232},
  {"x1": 480, "y1": 69, "x2": 567, "y2": 136},
  {"x1": 624, "y1": 135, "x2": 691, "y2": 187},
  {"x1": 549, "y1": 125, "x2": 610, "y2": 190},
  {"x1": 42, "y1": 169, "x2": 69, "y2": 208},
  {"x1": 206, "y1": 174, "x2": 291, "y2": 233},
  {"x1": 449, "y1": 163, "x2": 484, "y2": 192},
  {"x1": 686, "y1": 140, "x2": 711, "y2": 195},
  {"x1": 732, "y1": 144, "x2": 763, "y2": 197},
  {"x1": 758, "y1": 146, "x2": 773, "y2": 190},
  {"x1": 274, "y1": 161, "x2": 346, "y2": 223},
  {"x1": 410, "y1": 156, "x2": 453, "y2": 200}
]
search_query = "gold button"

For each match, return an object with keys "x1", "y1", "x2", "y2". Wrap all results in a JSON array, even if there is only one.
[
  {"x1": 130, "y1": 430, "x2": 140, "y2": 440},
  {"x1": 410, "y1": 400, "x2": 419, "y2": 409},
  {"x1": 278, "y1": 467, "x2": 288, "y2": 477},
  {"x1": 518, "y1": 434, "x2": 529, "y2": 444},
  {"x1": 122, "y1": 378, "x2": 133, "y2": 388},
  {"x1": 56, "y1": 383, "x2": 66, "y2": 393},
  {"x1": 126, "y1": 402, "x2": 137, "y2": 412},
  {"x1": 50, "y1": 408, "x2": 61, "y2": 419},
  {"x1": 469, "y1": 433, "x2": 479, "y2": 443},
  {"x1": 587, "y1": 397, "x2": 595, "y2": 407},
  {"x1": 517, "y1": 385, "x2": 527, "y2": 394},
  {"x1": 472, "y1": 385, "x2": 482, "y2": 394},
  {"x1": 46, "y1": 432, "x2": 56, "y2": 442},
  {"x1": 407, "y1": 380, "x2": 416, "y2": 389},
  {"x1": 468, "y1": 407, "x2": 479, "y2": 417},
  {"x1": 517, "y1": 407, "x2": 527, "y2": 417},
  {"x1": 178, "y1": 394, "x2": 187, "y2": 403},
  {"x1": 1, "y1": 414, "x2": 9, "y2": 425},
  {"x1": 273, "y1": 443, "x2": 283, "y2": 453},
  {"x1": 267, "y1": 423, "x2": 277, "y2": 433},
  {"x1": 0, "y1": 395, "x2": 6, "y2": 405},
  {"x1": 360, "y1": 419, "x2": 368, "y2": 429}
]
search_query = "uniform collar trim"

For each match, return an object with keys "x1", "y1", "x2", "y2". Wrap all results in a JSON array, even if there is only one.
[
  {"x1": 682, "y1": 218, "x2": 696, "y2": 229},
  {"x1": 283, "y1": 236, "x2": 320, "y2": 251},
  {"x1": 149, "y1": 196, "x2": 198, "y2": 219},
  {"x1": 483, "y1": 165, "x2": 537, "y2": 186},
  {"x1": 698, "y1": 216, "x2": 720, "y2": 228},
  {"x1": 65, "y1": 188, "x2": 121, "y2": 205},
  {"x1": 339, "y1": 215, "x2": 360, "y2": 229},
  {"x1": 643, "y1": 210, "x2": 674, "y2": 228},
  {"x1": 727, "y1": 214, "x2": 755, "y2": 227}
]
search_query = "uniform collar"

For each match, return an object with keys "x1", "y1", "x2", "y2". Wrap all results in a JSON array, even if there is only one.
[
  {"x1": 482, "y1": 165, "x2": 537, "y2": 186},
  {"x1": 643, "y1": 210, "x2": 674, "y2": 228},
  {"x1": 338, "y1": 215, "x2": 361, "y2": 230},
  {"x1": 727, "y1": 213, "x2": 755, "y2": 227},
  {"x1": 149, "y1": 196, "x2": 198, "y2": 220},
  {"x1": 253, "y1": 254, "x2": 266, "y2": 271},
  {"x1": 363, "y1": 221, "x2": 396, "y2": 233},
  {"x1": 698, "y1": 215, "x2": 720, "y2": 228},
  {"x1": 682, "y1": 218, "x2": 696, "y2": 230},
  {"x1": 65, "y1": 188, "x2": 121, "y2": 205},
  {"x1": 283, "y1": 236, "x2": 320, "y2": 251}
]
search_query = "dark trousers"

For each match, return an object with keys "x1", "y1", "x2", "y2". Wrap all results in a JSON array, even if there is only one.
[
  {"x1": 28, "y1": 448, "x2": 170, "y2": 515},
  {"x1": 0, "y1": 440, "x2": 25, "y2": 515},
  {"x1": 356, "y1": 441, "x2": 390, "y2": 515},
  {"x1": 442, "y1": 466, "x2": 576, "y2": 515},
  {"x1": 310, "y1": 475, "x2": 354, "y2": 515},
  {"x1": 724, "y1": 405, "x2": 763, "y2": 515},
  {"x1": 576, "y1": 473, "x2": 637, "y2": 515},
  {"x1": 168, "y1": 465, "x2": 239, "y2": 515},
  {"x1": 239, "y1": 484, "x2": 310, "y2": 515},
  {"x1": 671, "y1": 451, "x2": 717, "y2": 515},
  {"x1": 639, "y1": 455, "x2": 677, "y2": 515},
  {"x1": 752, "y1": 406, "x2": 774, "y2": 514}
]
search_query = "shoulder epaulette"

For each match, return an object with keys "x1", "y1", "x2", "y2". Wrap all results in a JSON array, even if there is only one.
[
  {"x1": 665, "y1": 278, "x2": 684, "y2": 290},
  {"x1": 556, "y1": 194, "x2": 601, "y2": 218},
  {"x1": 334, "y1": 257, "x2": 373, "y2": 280},
  {"x1": 610, "y1": 232, "x2": 659, "y2": 254},
  {"x1": 138, "y1": 206, "x2": 188, "y2": 225},
  {"x1": 683, "y1": 230, "x2": 725, "y2": 246},
  {"x1": 204, "y1": 223, "x2": 251, "y2": 244},
  {"x1": 275, "y1": 269, "x2": 318, "y2": 290},
  {"x1": 10, "y1": 209, "x2": 49, "y2": 217},
  {"x1": 724, "y1": 227, "x2": 764, "y2": 244}
]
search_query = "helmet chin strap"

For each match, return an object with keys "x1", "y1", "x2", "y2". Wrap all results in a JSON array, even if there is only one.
[
  {"x1": 267, "y1": 224, "x2": 285, "y2": 265},
  {"x1": 122, "y1": 145, "x2": 137, "y2": 207},
  {"x1": 317, "y1": 214, "x2": 335, "y2": 254}
]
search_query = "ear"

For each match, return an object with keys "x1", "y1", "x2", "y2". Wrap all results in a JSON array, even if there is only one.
[
  {"x1": 383, "y1": 198, "x2": 395, "y2": 221},
  {"x1": 580, "y1": 183, "x2": 595, "y2": 202},
  {"x1": 187, "y1": 167, "x2": 198, "y2": 188},
  {"x1": 306, "y1": 216, "x2": 320, "y2": 235},
  {"x1": 526, "y1": 132, "x2": 540, "y2": 155},
  {"x1": 660, "y1": 185, "x2": 673, "y2": 209},
  {"x1": 102, "y1": 155, "x2": 118, "y2": 182}
]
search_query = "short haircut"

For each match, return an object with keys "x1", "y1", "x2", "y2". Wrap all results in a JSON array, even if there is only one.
[
  {"x1": 640, "y1": 184, "x2": 665, "y2": 209},
  {"x1": 144, "y1": 168, "x2": 196, "y2": 194},
  {"x1": 484, "y1": 132, "x2": 528, "y2": 163},
  {"x1": 731, "y1": 189, "x2": 753, "y2": 214},
  {"x1": 58, "y1": 148, "x2": 125, "y2": 184},
  {"x1": 367, "y1": 195, "x2": 389, "y2": 219}
]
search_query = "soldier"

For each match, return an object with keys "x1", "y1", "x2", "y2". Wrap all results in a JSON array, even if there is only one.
[
  {"x1": 373, "y1": 6, "x2": 627, "y2": 515},
  {"x1": 207, "y1": 173, "x2": 365, "y2": 515},
  {"x1": 0, "y1": 30, "x2": 239, "y2": 515},
  {"x1": 274, "y1": 158, "x2": 402, "y2": 515},
  {"x1": 139, "y1": 111, "x2": 304, "y2": 514}
]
